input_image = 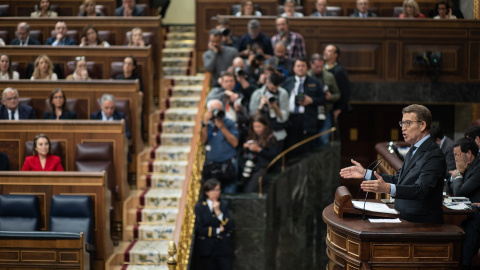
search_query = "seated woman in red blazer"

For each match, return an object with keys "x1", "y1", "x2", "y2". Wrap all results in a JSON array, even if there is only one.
[{"x1": 21, "y1": 134, "x2": 64, "y2": 171}]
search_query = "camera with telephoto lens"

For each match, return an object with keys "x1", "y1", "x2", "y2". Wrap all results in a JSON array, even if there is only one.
[
  {"x1": 295, "y1": 93, "x2": 305, "y2": 104},
  {"x1": 219, "y1": 27, "x2": 230, "y2": 36},
  {"x1": 264, "y1": 90, "x2": 277, "y2": 103},
  {"x1": 211, "y1": 108, "x2": 225, "y2": 119},
  {"x1": 242, "y1": 148, "x2": 256, "y2": 178},
  {"x1": 254, "y1": 52, "x2": 265, "y2": 62},
  {"x1": 234, "y1": 66, "x2": 246, "y2": 77}
]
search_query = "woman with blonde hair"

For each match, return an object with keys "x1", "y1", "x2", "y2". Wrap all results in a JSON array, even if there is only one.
[
  {"x1": 31, "y1": 55, "x2": 58, "y2": 80},
  {"x1": 128, "y1": 27, "x2": 146, "y2": 47},
  {"x1": 399, "y1": 0, "x2": 425, "y2": 18},
  {"x1": 235, "y1": 0, "x2": 262, "y2": 16},
  {"x1": 78, "y1": 0, "x2": 104, "y2": 16}
]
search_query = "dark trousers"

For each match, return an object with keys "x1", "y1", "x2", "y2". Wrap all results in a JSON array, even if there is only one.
[
  {"x1": 463, "y1": 211, "x2": 480, "y2": 266},
  {"x1": 285, "y1": 113, "x2": 315, "y2": 160},
  {"x1": 197, "y1": 254, "x2": 233, "y2": 270}
]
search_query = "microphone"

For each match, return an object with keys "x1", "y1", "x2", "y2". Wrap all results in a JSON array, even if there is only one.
[
  {"x1": 361, "y1": 160, "x2": 382, "y2": 220},
  {"x1": 356, "y1": 157, "x2": 382, "y2": 201}
]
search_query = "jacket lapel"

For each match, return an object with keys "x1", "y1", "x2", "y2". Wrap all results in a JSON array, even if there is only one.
[{"x1": 399, "y1": 138, "x2": 432, "y2": 183}]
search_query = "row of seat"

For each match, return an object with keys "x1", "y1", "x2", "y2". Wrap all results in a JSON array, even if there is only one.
[{"x1": 0, "y1": 3, "x2": 150, "y2": 16}]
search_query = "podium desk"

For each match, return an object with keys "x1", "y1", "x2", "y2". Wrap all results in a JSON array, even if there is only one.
[{"x1": 323, "y1": 203, "x2": 464, "y2": 270}]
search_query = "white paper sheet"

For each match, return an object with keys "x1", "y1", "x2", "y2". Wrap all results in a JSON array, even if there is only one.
[
  {"x1": 352, "y1": 201, "x2": 399, "y2": 215},
  {"x1": 443, "y1": 203, "x2": 470, "y2": 210},
  {"x1": 369, "y1": 218, "x2": 401, "y2": 223}
]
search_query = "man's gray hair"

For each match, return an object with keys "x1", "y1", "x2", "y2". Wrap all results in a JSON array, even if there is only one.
[
  {"x1": 209, "y1": 28, "x2": 222, "y2": 37},
  {"x1": 206, "y1": 99, "x2": 223, "y2": 110},
  {"x1": 101, "y1": 93, "x2": 115, "y2": 104},
  {"x1": 248, "y1": 19, "x2": 260, "y2": 30},
  {"x1": 2, "y1": 87, "x2": 19, "y2": 100},
  {"x1": 17, "y1": 22, "x2": 30, "y2": 31}
]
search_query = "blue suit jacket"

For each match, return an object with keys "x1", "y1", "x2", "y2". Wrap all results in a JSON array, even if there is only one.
[
  {"x1": 10, "y1": 37, "x2": 41, "y2": 45},
  {"x1": 0, "y1": 104, "x2": 36, "y2": 119},
  {"x1": 281, "y1": 75, "x2": 325, "y2": 134},
  {"x1": 90, "y1": 110, "x2": 131, "y2": 139},
  {"x1": 45, "y1": 37, "x2": 77, "y2": 46},
  {"x1": 375, "y1": 137, "x2": 445, "y2": 224}
]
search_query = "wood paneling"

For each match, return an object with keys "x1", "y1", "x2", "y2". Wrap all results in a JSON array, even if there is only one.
[
  {"x1": 200, "y1": 16, "x2": 480, "y2": 82},
  {"x1": 0, "y1": 171, "x2": 111, "y2": 270}
]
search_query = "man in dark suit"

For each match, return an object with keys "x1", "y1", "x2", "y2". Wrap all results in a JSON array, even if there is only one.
[
  {"x1": 45, "y1": 21, "x2": 77, "y2": 46},
  {"x1": 340, "y1": 104, "x2": 446, "y2": 224},
  {"x1": 0, "y1": 152, "x2": 11, "y2": 171},
  {"x1": 90, "y1": 94, "x2": 131, "y2": 139},
  {"x1": 349, "y1": 0, "x2": 377, "y2": 17},
  {"x1": 430, "y1": 125, "x2": 456, "y2": 178},
  {"x1": 10, "y1": 22, "x2": 41, "y2": 46},
  {"x1": 0, "y1": 87, "x2": 35, "y2": 120},
  {"x1": 310, "y1": 0, "x2": 336, "y2": 17},
  {"x1": 282, "y1": 57, "x2": 325, "y2": 156},
  {"x1": 115, "y1": 0, "x2": 146, "y2": 16}
]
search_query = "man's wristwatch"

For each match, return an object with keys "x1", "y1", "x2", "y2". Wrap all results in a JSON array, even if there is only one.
[{"x1": 454, "y1": 170, "x2": 463, "y2": 178}]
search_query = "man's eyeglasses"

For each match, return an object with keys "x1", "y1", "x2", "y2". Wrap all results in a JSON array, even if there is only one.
[
  {"x1": 399, "y1": 120, "x2": 421, "y2": 127},
  {"x1": 5, "y1": 96, "x2": 18, "y2": 102}
]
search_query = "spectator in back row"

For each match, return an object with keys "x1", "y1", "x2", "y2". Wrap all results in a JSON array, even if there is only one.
[
  {"x1": 78, "y1": 0, "x2": 105, "y2": 16},
  {"x1": 80, "y1": 25, "x2": 110, "y2": 47},
  {"x1": 22, "y1": 134, "x2": 64, "y2": 171},
  {"x1": 310, "y1": 0, "x2": 335, "y2": 17},
  {"x1": 91, "y1": 93, "x2": 131, "y2": 139},
  {"x1": 350, "y1": 0, "x2": 377, "y2": 17},
  {"x1": 271, "y1": 17, "x2": 306, "y2": 60},
  {"x1": 430, "y1": 125, "x2": 455, "y2": 178},
  {"x1": 433, "y1": 0, "x2": 456, "y2": 19},
  {"x1": 203, "y1": 29, "x2": 239, "y2": 87},
  {"x1": 31, "y1": 0, "x2": 58, "y2": 17},
  {"x1": 46, "y1": 21, "x2": 77, "y2": 46},
  {"x1": 31, "y1": 55, "x2": 58, "y2": 80},
  {"x1": 128, "y1": 28, "x2": 146, "y2": 47},
  {"x1": 10, "y1": 22, "x2": 41, "y2": 46},
  {"x1": 399, "y1": 0, "x2": 425, "y2": 18},
  {"x1": 0, "y1": 87, "x2": 36, "y2": 120},
  {"x1": 281, "y1": 0, "x2": 303, "y2": 17},
  {"x1": 236, "y1": 0, "x2": 262, "y2": 16},
  {"x1": 66, "y1": 56, "x2": 91, "y2": 81},
  {"x1": 115, "y1": 56, "x2": 144, "y2": 94},
  {"x1": 115, "y1": 0, "x2": 145, "y2": 16},
  {"x1": 43, "y1": 88, "x2": 77, "y2": 120},
  {"x1": 238, "y1": 19, "x2": 273, "y2": 59},
  {"x1": 0, "y1": 53, "x2": 20, "y2": 80}
]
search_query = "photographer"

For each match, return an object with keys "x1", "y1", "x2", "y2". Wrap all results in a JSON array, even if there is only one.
[
  {"x1": 201, "y1": 99, "x2": 239, "y2": 194},
  {"x1": 240, "y1": 113, "x2": 279, "y2": 193},
  {"x1": 249, "y1": 72, "x2": 289, "y2": 150},
  {"x1": 203, "y1": 28, "x2": 238, "y2": 87},
  {"x1": 238, "y1": 19, "x2": 273, "y2": 58},
  {"x1": 245, "y1": 43, "x2": 266, "y2": 83},
  {"x1": 216, "y1": 17, "x2": 239, "y2": 49},
  {"x1": 264, "y1": 41, "x2": 294, "y2": 78}
]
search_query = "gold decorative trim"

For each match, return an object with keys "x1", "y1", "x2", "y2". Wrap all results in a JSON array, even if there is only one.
[
  {"x1": 475, "y1": 0, "x2": 479, "y2": 19},
  {"x1": 347, "y1": 240, "x2": 361, "y2": 257}
]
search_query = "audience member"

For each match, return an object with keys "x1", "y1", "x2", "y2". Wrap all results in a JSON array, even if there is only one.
[
  {"x1": 433, "y1": 0, "x2": 456, "y2": 19},
  {"x1": 90, "y1": 94, "x2": 131, "y2": 139},
  {"x1": 281, "y1": 0, "x2": 304, "y2": 17},
  {"x1": 22, "y1": 134, "x2": 63, "y2": 171},
  {"x1": 241, "y1": 113, "x2": 278, "y2": 192},
  {"x1": 115, "y1": 0, "x2": 146, "y2": 16},
  {"x1": 310, "y1": 0, "x2": 335, "y2": 17},
  {"x1": 43, "y1": 88, "x2": 77, "y2": 120},
  {"x1": 323, "y1": 44, "x2": 351, "y2": 120},
  {"x1": 430, "y1": 125, "x2": 455, "y2": 178},
  {"x1": 31, "y1": 55, "x2": 58, "y2": 80},
  {"x1": 264, "y1": 41, "x2": 294, "y2": 77},
  {"x1": 78, "y1": 0, "x2": 105, "y2": 16},
  {"x1": 45, "y1": 21, "x2": 77, "y2": 46},
  {"x1": 194, "y1": 178, "x2": 234, "y2": 269},
  {"x1": 0, "y1": 152, "x2": 10, "y2": 171},
  {"x1": 249, "y1": 72, "x2": 289, "y2": 149},
  {"x1": 216, "y1": 17, "x2": 239, "y2": 49},
  {"x1": 245, "y1": 43, "x2": 266, "y2": 82},
  {"x1": 206, "y1": 72, "x2": 243, "y2": 123},
  {"x1": 308, "y1": 53, "x2": 340, "y2": 145},
  {"x1": 399, "y1": 0, "x2": 425, "y2": 18},
  {"x1": 238, "y1": 19, "x2": 273, "y2": 58},
  {"x1": 0, "y1": 39, "x2": 4, "y2": 46},
  {"x1": 340, "y1": 104, "x2": 445, "y2": 224},
  {"x1": 201, "y1": 99, "x2": 239, "y2": 193},
  {"x1": 203, "y1": 29, "x2": 238, "y2": 87},
  {"x1": 31, "y1": 0, "x2": 58, "y2": 17},
  {"x1": 0, "y1": 53, "x2": 20, "y2": 80},
  {"x1": 465, "y1": 126, "x2": 480, "y2": 150},
  {"x1": 281, "y1": 57, "x2": 325, "y2": 157},
  {"x1": 271, "y1": 17, "x2": 306, "y2": 59},
  {"x1": 128, "y1": 27, "x2": 146, "y2": 47},
  {"x1": 80, "y1": 25, "x2": 110, "y2": 47},
  {"x1": 10, "y1": 22, "x2": 41, "y2": 46},
  {"x1": 256, "y1": 64, "x2": 275, "y2": 87},
  {"x1": 350, "y1": 0, "x2": 377, "y2": 17},
  {"x1": 229, "y1": 57, "x2": 258, "y2": 103},
  {"x1": 0, "y1": 88, "x2": 35, "y2": 120},
  {"x1": 66, "y1": 56, "x2": 91, "y2": 81},
  {"x1": 114, "y1": 56, "x2": 144, "y2": 94},
  {"x1": 236, "y1": 0, "x2": 262, "y2": 16}
]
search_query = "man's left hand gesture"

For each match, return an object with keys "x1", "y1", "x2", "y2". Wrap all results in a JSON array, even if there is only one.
[{"x1": 360, "y1": 171, "x2": 391, "y2": 194}]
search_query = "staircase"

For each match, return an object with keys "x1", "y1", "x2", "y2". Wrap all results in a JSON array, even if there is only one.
[{"x1": 106, "y1": 25, "x2": 203, "y2": 270}]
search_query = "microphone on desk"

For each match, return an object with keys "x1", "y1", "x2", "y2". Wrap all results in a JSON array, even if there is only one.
[
  {"x1": 361, "y1": 160, "x2": 382, "y2": 220},
  {"x1": 356, "y1": 157, "x2": 382, "y2": 201}
]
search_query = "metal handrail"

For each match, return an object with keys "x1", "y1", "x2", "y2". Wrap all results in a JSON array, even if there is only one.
[{"x1": 258, "y1": 127, "x2": 336, "y2": 196}]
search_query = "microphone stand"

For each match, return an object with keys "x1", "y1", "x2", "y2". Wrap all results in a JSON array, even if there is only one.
[{"x1": 361, "y1": 160, "x2": 382, "y2": 220}]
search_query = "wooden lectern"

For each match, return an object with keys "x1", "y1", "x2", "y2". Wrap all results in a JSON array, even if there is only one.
[
  {"x1": 334, "y1": 186, "x2": 398, "y2": 219},
  {"x1": 324, "y1": 187, "x2": 465, "y2": 269}
]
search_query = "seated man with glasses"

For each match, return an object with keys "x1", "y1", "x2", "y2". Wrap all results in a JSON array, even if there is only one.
[
  {"x1": 350, "y1": 0, "x2": 377, "y2": 17},
  {"x1": 340, "y1": 104, "x2": 446, "y2": 224},
  {"x1": 0, "y1": 87, "x2": 35, "y2": 120}
]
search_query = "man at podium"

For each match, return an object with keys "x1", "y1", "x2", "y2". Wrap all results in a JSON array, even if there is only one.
[{"x1": 340, "y1": 104, "x2": 446, "y2": 224}]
